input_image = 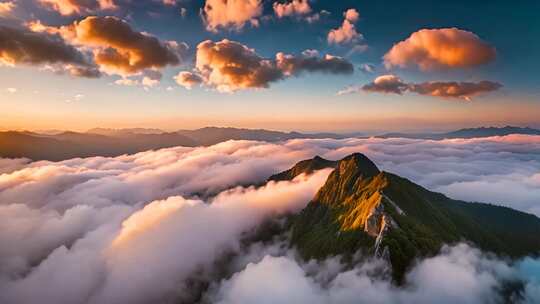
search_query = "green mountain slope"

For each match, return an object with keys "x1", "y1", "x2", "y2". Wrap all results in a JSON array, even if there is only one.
[{"x1": 287, "y1": 153, "x2": 540, "y2": 282}]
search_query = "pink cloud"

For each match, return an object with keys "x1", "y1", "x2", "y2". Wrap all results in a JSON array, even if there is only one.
[{"x1": 273, "y1": 0, "x2": 311, "y2": 18}]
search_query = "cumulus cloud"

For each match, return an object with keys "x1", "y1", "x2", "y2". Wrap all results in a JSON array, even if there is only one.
[
  {"x1": 194, "y1": 39, "x2": 283, "y2": 92},
  {"x1": 276, "y1": 50, "x2": 354, "y2": 76},
  {"x1": 0, "y1": 1, "x2": 15, "y2": 15},
  {"x1": 71, "y1": 16, "x2": 185, "y2": 76},
  {"x1": 0, "y1": 136, "x2": 539, "y2": 303},
  {"x1": 29, "y1": 16, "x2": 187, "y2": 78},
  {"x1": 202, "y1": 0, "x2": 263, "y2": 32},
  {"x1": 347, "y1": 74, "x2": 502, "y2": 100},
  {"x1": 384, "y1": 28, "x2": 496, "y2": 71},
  {"x1": 38, "y1": 0, "x2": 117, "y2": 16},
  {"x1": 189, "y1": 39, "x2": 353, "y2": 92},
  {"x1": 362, "y1": 74, "x2": 408, "y2": 94},
  {"x1": 0, "y1": 25, "x2": 99, "y2": 77},
  {"x1": 174, "y1": 71, "x2": 204, "y2": 89},
  {"x1": 273, "y1": 0, "x2": 311, "y2": 18},
  {"x1": 328, "y1": 8, "x2": 363, "y2": 45},
  {"x1": 407, "y1": 80, "x2": 503, "y2": 101}
]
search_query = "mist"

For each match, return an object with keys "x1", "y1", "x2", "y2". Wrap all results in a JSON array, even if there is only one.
[{"x1": 0, "y1": 135, "x2": 539, "y2": 303}]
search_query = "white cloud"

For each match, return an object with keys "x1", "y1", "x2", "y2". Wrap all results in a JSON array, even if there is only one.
[
  {"x1": 0, "y1": 136, "x2": 539, "y2": 303},
  {"x1": 210, "y1": 243, "x2": 537, "y2": 304}
]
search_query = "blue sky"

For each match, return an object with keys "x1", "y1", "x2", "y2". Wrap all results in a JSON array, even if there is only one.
[{"x1": 0, "y1": 0, "x2": 539, "y2": 132}]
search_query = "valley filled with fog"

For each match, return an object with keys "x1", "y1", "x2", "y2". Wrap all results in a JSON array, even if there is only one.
[{"x1": 1, "y1": 135, "x2": 539, "y2": 304}]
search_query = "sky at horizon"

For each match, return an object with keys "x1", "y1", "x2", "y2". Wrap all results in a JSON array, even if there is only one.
[{"x1": 1, "y1": 0, "x2": 539, "y2": 133}]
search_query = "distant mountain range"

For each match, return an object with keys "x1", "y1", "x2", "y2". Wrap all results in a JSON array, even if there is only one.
[
  {"x1": 271, "y1": 153, "x2": 540, "y2": 283},
  {"x1": 0, "y1": 126, "x2": 538, "y2": 161},
  {"x1": 378, "y1": 126, "x2": 540, "y2": 140},
  {"x1": 0, "y1": 127, "x2": 348, "y2": 161}
]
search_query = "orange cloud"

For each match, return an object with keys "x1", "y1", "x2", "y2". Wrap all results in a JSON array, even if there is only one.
[
  {"x1": 327, "y1": 8, "x2": 362, "y2": 45},
  {"x1": 408, "y1": 81, "x2": 502, "y2": 101},
  {"x1": 0, "y1": 1, "x2": 15, "y2": 16},
  {"x1": 202, "y1": 0, "x2": 263, "y2": 32},
  {"x1": 38, "y1": 0, "x2": 117, "y2": 16},
  {"x1": 273, "y1": 0, "x2": 311, "y2": 18},
  {"x1": 384, "y1": 28, "x2": 496, "y2": 71},
  {"x1": 174, "y1": 71, "x2": 203, "y2": 89},
  {"x1": 31, "y1": 16, "x2": 187, "y2": 78},
  {"x1": 187, "y1": 40, "x2": 354, "y2": 92},
  {"x1": 195, "y1": 39, "x2": 283, "y2": 92},
  {"x1": 0, "y1": 25, "x2": 99, "y2": 77},
  {"x1": 344, "y1": 8, "x2": 359, "y2": 23},
  {"x1": 354, "y1": 74, "x2": 502, "y2": 101},
  {"x1": 361, "y1": 74, "x2": 408, "y2": 94},
  {"x1": 74, "y1": 17, "x2": 184, "y2": 75}
]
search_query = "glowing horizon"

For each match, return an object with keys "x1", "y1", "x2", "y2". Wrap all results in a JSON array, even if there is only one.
[{"x1": 1, "y1": 1, "x2": 539, "y2": 132}]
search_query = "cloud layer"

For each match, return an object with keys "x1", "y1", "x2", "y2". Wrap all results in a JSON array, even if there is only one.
[
  {"x1": 0, "y1": 136, "x2": 539, "y2": 303},
  {"x1": 0, "y1": 140, "x2": 333, "y2": 303},
  {"x1": 384, "y1": 28, "x2": 496, "y2": 70},
  {"x1": 209, "y1": 243, "x2": 540, "y2": 304}
]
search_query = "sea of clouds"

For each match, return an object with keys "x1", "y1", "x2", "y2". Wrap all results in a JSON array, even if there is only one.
[{"x1": 0, "y1": 135, "x2": 539, "y2": 303}]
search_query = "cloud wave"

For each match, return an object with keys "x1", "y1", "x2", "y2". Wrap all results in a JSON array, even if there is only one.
[{"x1": 0, "y1": 136, "x2": 539, "y2": 303}]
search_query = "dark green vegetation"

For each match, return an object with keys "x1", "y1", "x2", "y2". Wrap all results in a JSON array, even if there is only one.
[{"x1": 283, "y1": 153, "x2": 540, "y2": 282}]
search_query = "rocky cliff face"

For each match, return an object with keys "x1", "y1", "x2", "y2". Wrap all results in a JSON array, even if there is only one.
[{"x1": 286, "y1": 153, "x2": 540, "y2": 283}]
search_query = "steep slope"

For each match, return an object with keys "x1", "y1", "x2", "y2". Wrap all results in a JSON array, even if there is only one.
[{"x1": 290, "y1": 153, "x2": 540, "y2": 282}]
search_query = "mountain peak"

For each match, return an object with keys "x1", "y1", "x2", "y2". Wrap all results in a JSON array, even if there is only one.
[
  {"x1": 268, "y1": 156, "x2": 338, "y2": 182},
  {"x1": 312, "y1": 153, "x2": 381, "y2": 206},
  {"x1": 338, "y1": 153, "x2": 380, "y2": 177},
  {"x1": 290, "y1": 152, "x2": 540, "y2": 283}
]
